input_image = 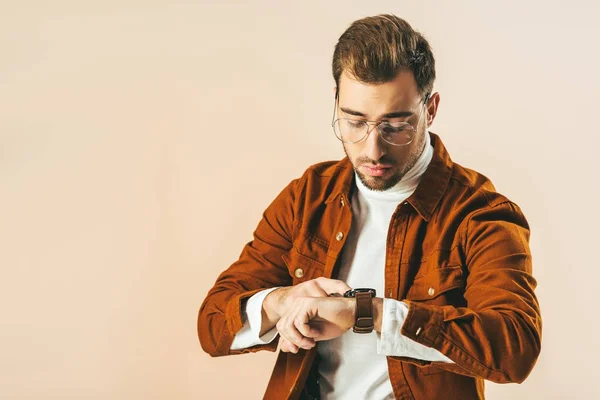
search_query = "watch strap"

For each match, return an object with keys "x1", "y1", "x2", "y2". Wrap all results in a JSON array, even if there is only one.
[{"x1": 353, "y1": 291, "x2": 374, "y2": 334}]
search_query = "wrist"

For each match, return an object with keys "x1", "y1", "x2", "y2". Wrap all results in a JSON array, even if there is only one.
[
  {"x1": 345, "y1": 296, "x2": 382, "y2": 332},
  {"x1": 344, "y1": 288, "x2": 381, "y2": 334},
  {"x1": 343, "y1": 298, "x2": 356, "y2": 330},
  {"x1": 372, "y1": 297, "x2": 383, "y2": 333},
  {"x1": 263, "y1": 288, "x2": 282, "y2": 320}
]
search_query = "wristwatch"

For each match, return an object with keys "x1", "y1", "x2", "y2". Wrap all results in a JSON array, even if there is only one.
[{"x1": 343, "y1": 288, "x2": 376, "y2": 334}]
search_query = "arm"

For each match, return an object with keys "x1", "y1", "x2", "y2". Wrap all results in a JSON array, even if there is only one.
[
  {"x1": 395, "y1": 201, "x2": 542, "y2": 383},
  {"x1": 232, "y1": 278, "x2": 353, "y2": 352},
  {"x1": 274, "y1": 295, "x2": 452, "y2": 364},
  {"x1": 198, "y1": 175, "x2": 351, "y2": 356},
  {"x1": 198, "y1": 178, "x2": 298, "y2": 356}
]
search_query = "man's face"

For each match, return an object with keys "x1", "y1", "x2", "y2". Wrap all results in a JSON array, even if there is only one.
[{"x1": 336, "y1": 70, "x2": 438, "y2": 191}]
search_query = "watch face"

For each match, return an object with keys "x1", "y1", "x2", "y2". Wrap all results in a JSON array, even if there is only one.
[{"x1": 343, "y1": 288, "x2": 376, "y2": 297}]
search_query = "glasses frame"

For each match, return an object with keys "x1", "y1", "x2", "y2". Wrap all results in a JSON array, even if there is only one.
[{"x1": 331, "y1": 92, "x2": 431, "y2": 147}]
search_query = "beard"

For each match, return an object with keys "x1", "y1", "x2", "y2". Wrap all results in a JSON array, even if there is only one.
[
  {"x1": 355, "y1": 164, "x2": 402, "y2": 191},
  {"x1": 344, "y1": 130, "x2": 427, "y2": 192}
]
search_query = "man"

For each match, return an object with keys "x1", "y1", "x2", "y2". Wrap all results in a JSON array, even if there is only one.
[{"x1": 198, "y1": 14, "x2": 541, "y2": 400}]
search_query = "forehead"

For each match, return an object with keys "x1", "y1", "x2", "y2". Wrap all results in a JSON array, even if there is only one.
[{"x1": 338, "y1": 70, "x2": 420, "y2": 114}]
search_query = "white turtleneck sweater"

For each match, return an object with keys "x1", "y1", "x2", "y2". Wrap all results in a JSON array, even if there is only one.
[{"x1": 231, "y1": 131, "x2": 452, "y2": 399}]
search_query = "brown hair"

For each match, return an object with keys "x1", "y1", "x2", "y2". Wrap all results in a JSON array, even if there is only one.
[{"x1": 332, "y1": 14, "x2": 436, "y2": 97}]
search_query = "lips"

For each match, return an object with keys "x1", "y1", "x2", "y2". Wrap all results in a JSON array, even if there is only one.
[
  {"x1": 362, "y1": 164, "x2": 393, "y2": 177},
  {"x1": 366, "y1": 165, "x2": 391, "y2": 169}
]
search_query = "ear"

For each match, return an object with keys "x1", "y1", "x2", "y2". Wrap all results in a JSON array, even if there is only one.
[
  {"x1": 333, "y1": 86, "x2": 338, "y2": 98},
  {"x1": 425, "y1": 92, "x2": 440, "y2": 128}
]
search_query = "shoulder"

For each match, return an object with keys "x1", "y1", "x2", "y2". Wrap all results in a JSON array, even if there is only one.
[
  {"x1": 445, "y1": 162, "x2": 529, "y2": 236},
  {"x1": 448, "y1": 162, "x2": 515, "y2": 208},
  {"x1": 294, "y1": 158, "x2": 352, "y2": 196},
  {"x1": 269, "y1": 159, "x2": 353, "y2": 222},
  {"x1": 302, "y1": 159, "x2": 350, "y2": 178}
]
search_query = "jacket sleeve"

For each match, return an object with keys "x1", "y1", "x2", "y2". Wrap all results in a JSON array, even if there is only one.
[
  {"x1": 230, "y1": 287, "x2": 280, "y2": 350},
  {"x1": 397, "y1": 200, "x2": 542, "y2": 383},
  {"x1": 197, "y1": 178, "x2": 300, "y2": 357}
]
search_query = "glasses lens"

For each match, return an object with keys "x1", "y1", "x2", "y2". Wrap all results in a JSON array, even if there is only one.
[
  {"x1": 378, "y1": 122, "x2": 414, "y2": 145},
  {"x1": 334, "y1": 119, "x2": 367, "y2": 143}
]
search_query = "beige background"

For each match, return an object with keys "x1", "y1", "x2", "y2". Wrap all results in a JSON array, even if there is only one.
[{"x1": 1, "y1": 1, "x2": 598, "y2": 399}]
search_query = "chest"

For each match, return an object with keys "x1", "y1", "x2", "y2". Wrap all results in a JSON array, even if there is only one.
[{"x1": 282, "y1": 194, "x2": 467, "y2": 307}]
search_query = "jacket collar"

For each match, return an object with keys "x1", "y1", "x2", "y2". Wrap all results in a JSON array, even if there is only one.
[{"x1": 325, "y1": 132, "x2": 453, "y2": 222}]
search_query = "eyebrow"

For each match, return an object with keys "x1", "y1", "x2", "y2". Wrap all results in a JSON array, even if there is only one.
[{"x1": 339, "y1": 107, "x2": 414, "y2": 119}]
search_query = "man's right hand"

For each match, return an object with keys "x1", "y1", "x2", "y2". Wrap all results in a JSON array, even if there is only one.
[{"x1": 259, "y1": 277, "x2": 351, "y2": 337}]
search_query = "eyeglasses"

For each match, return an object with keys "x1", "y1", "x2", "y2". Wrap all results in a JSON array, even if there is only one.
[{"x1": 331, "y1": 93, "x2": 430, "y2": 146}]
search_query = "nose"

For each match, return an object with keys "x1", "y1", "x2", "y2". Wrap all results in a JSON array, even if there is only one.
[{"x1": 363, "y1": 123, "x2": 386, "y2": 161}]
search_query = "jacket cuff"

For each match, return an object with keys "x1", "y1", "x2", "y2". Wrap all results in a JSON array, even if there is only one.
[
  {"x1": 400, "y1": 300, "x2": 444, "y2": 348},
  {"x1": 225, "y1": 288, "x2": 270, "y2": 336},
  {"x1": 246, "y1": 287, "x2": 281, "y2": 343}
]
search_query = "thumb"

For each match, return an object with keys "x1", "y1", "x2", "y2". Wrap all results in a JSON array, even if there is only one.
[{"x1": 305, "y1": 324, "x2": 322, "y2": 338}]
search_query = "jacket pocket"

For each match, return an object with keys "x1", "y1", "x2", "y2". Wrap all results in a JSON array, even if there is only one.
[
  {"x1": 405, "y1": 266, "x2": 465, "y2": 306},
  {"x1": 393, "y1": 356, "x2": 448, "y2": 375},
  {"x1": 419, "y1": 362, "x2": 449, "y2": 375},
  {"x1": 281, "y1": 247, "x2": 326, "y2": 285}
]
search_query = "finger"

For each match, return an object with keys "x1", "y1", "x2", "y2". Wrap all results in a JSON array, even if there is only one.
[
  {"x1": 308, "y1": 320, "x2": 325, "y2": 340},
  {"x1": 286, "y1": 324, "x2": 316, "y2": 350},
  {"x1": 295, "y1": 314, "x2": 320, "y2": 339},
  {"x1": 316, "y1": 278, "x2": 352, "y2": 296},
  {"x1": 280, "y1": 338, "x2": 296, "y2": 353},
  {"x1": 278, "y1": 312, "x2": 315, "y2": 350},
  {"x1": 304, "y1": 281, "x2": 328, "y2": 298},
  {"x1": 287, "y1": 341, "x2": 298, "y2": 353},
  {"x1": 280, "y1": 334, "x2": 300, "y2": 353},
  {"x1": 279, "y1": 338, "x2": 288, "y2": 352},
  {"x1": 289, "y1": 307, "x2": 317, "y2": 348}
]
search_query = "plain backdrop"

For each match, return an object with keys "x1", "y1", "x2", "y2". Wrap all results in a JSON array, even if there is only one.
[{"x1": 1, "y1": 1, "x2": 599, "y2": 399}]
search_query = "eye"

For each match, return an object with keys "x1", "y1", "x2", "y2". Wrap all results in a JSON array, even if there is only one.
[
  {"x1": 381, "y1": 122, "x2": 411, "y2": 133},
  {"x1": 342, "y1": 119, "x2": 365, "y2": 129}
]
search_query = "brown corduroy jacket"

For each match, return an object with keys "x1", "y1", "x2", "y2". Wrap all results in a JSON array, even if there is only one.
[{"x1": 198, "y1": 132, "x2": 542, "y2": 400}]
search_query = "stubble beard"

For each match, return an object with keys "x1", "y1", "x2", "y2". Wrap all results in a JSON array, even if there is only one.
[{"x1": 344, "y1": 130, "x2": 427, "y2": 192}]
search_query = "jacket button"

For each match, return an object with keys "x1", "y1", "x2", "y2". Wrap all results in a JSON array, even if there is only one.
[
  {"x1": 294, "y1": 268, "x2": 304, "y2": 278},
  {"x1": 336, "y1": 232, "x2": 344, "y2": 241},
  {"x1": 428, "y1": 287, "x2": 435, "y2": 296}
]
